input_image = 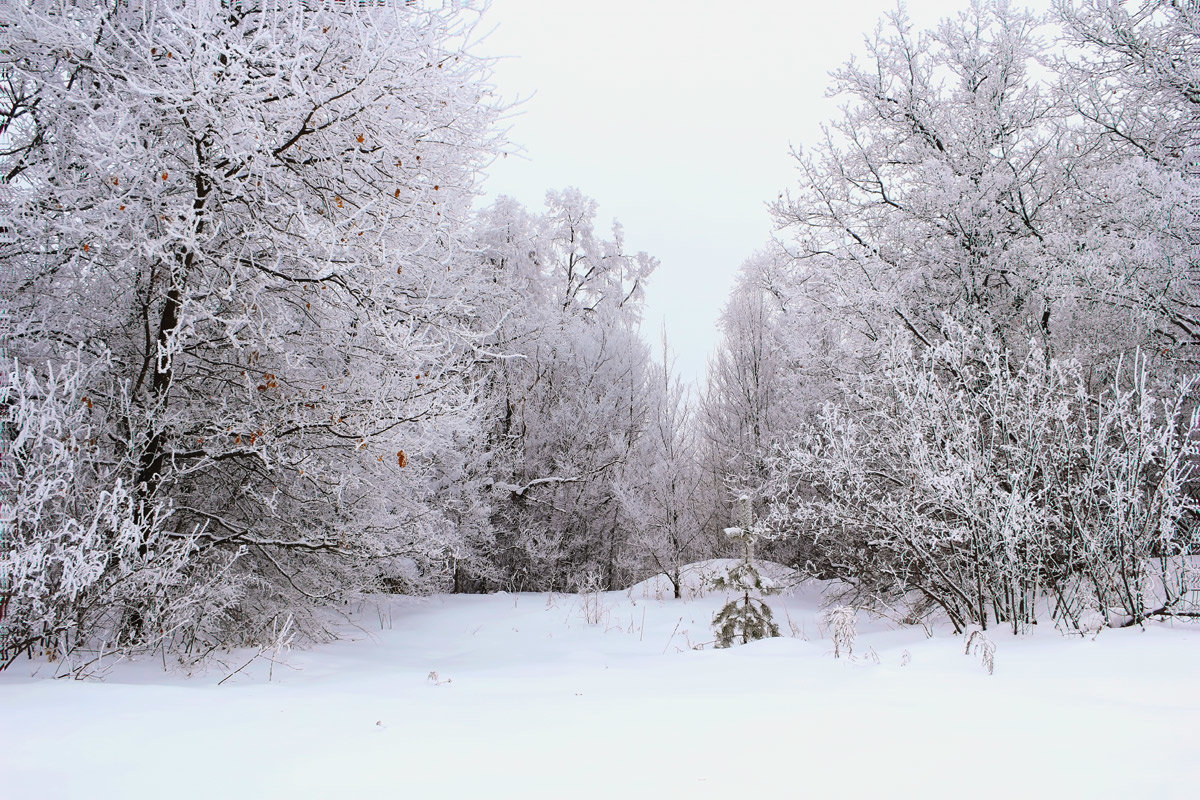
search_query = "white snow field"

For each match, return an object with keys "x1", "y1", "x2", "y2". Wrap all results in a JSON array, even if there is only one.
[{"x1": 2, "y1": 561, "x2": 1198, "y2": 799}]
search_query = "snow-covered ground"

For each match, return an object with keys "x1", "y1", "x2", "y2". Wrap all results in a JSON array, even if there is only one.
[{"x1": 3, "y1": 562, "x2": 1198, "y2": 799}]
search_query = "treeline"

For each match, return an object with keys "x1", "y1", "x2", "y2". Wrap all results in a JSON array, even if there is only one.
[
  {"x1": 2, "y1": 0, "x2": 1198, "y2": 671},
  {"x1": 706, "y1": 0, "x2": 1200, "y2": 632},
  {"x1": 0, "y1": 0, "x2": 715, "y2": 670}
]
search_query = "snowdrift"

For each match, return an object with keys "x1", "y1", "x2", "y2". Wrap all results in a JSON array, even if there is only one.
[{"x1": 2, "y1": 565, "x2": 1198, "y2": 799}]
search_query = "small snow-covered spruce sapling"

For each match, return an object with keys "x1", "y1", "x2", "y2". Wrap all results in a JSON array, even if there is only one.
[{"x1": 711, "y1": 497, "x2": 781, "y2": 648}]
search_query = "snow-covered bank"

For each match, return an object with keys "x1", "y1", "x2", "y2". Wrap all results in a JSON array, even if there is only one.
[{"x1": 2, "y1": 575, "x2": 1197, "y2": 799}]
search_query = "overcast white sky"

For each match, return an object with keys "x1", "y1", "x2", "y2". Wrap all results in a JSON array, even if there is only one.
[{"x1": 474, "y1": 0, "x2": 1052, "y2": 384}]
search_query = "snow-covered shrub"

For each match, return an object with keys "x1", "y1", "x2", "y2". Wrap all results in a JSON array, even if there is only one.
[
  {"x1": 577, "y1": 570, "x2": 610, "y2": 626},
  {"x1": 764, "y1": 321, "x2": 1200, "y2": 634},
  {"x1": 0, "y1": 356, "x2": 238, "y2": 671},
  {"x1": 823, "y1": 606, "x2": 856, "y2": 659},
  {"x1": 1051, "y1": 366, "x2": 1200, "y2": 628},
  {"x1": 965, "y1": 627, "x2": 996, "y2": 675}
]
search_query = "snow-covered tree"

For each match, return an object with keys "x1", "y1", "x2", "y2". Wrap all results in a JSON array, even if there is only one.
[
  {"x1": 1057, "y1": 0, "x2": 1199, "y2": 162},
  {"x1": 1053, "y1": 0, "x2": 1200, "y2": 367},
  {"x1": 699, "y1": 247, "x2": 849, "y2": 567},
  {"x1": 0, "y1": 0, "x2": 499, "y2": 664},
  {"x1": 469, "y1": 189, "x2": 658, "y2": 591},
  {"x1": 701, "y1": 252, "x2": 789, "y2": 494},
  {"x1": 615, "y1": 337, "x2": 706, "y2": 599},
  {"x1": 767, "y1": 0, "x2": 1198, "y2": 376},
  {"x1": 711, "y1": 497, "x2": 781, "y2": 647},
  {"x1": 771, "y1": 1, "x2": 1121, "y2": 366}
]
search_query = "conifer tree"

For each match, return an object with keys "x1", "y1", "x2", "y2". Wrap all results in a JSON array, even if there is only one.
[{"x1": 712, "y1": 496, "x2": 780, "y2": 648}]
